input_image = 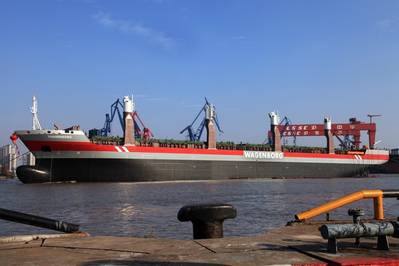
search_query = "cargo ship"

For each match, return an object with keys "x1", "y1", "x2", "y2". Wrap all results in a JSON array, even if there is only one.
[{"x1": 13, "y1": 96, "x2": 389, "y2": 183}]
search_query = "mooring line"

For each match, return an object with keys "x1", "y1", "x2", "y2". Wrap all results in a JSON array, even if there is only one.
[
  {"x1": 288, "y1": 245, "x2": 337, "y2": 265},
  {"x1": 193, "y1": 240, "x2": 217, "y2": 253},
  {"x1": 42, "y1": 244, "x2": 150, "y2": 254}
]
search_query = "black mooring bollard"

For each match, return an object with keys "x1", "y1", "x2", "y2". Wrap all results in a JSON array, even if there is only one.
[
  {"x1": 177, "y1": 203, "x2": 237, "y2": 239},
  {"x1": 0, "y1": 208, "x2": 80, "y2": 233}
]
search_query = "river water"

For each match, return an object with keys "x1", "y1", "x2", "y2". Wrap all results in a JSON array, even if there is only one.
[{"x1": 1, "y1": 175, "x2": 398, "y2": 239}]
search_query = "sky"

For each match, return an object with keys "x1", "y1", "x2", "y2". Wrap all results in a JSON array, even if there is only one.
[{"x1": 0, "y1": 0, "x2": 398, "y2": 148}]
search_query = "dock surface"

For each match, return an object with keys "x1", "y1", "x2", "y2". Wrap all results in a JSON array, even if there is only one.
[{"x1": 1, "y1": 222, "x2": 399, "y2": 265}]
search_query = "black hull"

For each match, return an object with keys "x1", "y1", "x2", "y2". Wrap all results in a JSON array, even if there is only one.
[
  {"x1": 370, "y1": 156, "x2": 399, "y2": 174},
  {"x1": 17, "y1": 158, "x2": 371, "y2": 183}
]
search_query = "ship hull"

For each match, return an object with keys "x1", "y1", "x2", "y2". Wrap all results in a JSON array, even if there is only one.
[
  {"x1": 370, "y1": 156, "x2": 399, "y2": 174},
  {"x1": 17, "y1": 157, "x2": 371, "y2": 183},
  {"x1": 13, "y1": 130, "x2": 389, "y2": 184}
]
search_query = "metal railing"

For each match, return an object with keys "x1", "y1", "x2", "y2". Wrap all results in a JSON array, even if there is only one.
[{"x1": 295, "y1": 190, "x2": 399, "y2": 222}]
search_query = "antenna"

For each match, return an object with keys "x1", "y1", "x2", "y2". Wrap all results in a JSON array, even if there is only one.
[
  {"x1": 31, "y1": 96, "x2": 42, "y2": 130},
  {"x1": 367, "y1": 114, "x2": 382, "y2": 124}
]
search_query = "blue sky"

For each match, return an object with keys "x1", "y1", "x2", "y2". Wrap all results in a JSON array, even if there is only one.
[{"x1": 0, "y1": 0, "x2": 398, "y2": 148}]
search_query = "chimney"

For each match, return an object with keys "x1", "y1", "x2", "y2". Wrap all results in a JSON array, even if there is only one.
[
  {"x1": 269, "y1": 112, "x2": 281, "y2": 152},
  {"x1": 123, "y1": 96, "x2": 135, "y2": 146},
  {"x1": 205, "y1": 103, "x2": 217, "y2": 149},
  {"x1": 324, "y1": 117, "x2": 334, "y2": 154}
]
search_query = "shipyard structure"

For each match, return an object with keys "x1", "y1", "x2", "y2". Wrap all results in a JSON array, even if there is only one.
[
  {"x1": 0, "y1": 144, "x2": 17, "y2": 177},
  {"x1": 12, "y1": 96, "x2": 389, "y2": 183}
]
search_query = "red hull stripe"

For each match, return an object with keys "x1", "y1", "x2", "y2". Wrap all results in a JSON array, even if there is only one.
[
  {"x1": 23, "y1": 141, "x2": 389, "y2": 161},
  {"x1": 293, "y1": 258, "x2": 399, "y2": 266}
]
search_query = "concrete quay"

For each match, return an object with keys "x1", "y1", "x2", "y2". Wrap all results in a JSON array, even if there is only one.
[{"x1": 1, "y1": 221, "x2": 399, "y2": 266}]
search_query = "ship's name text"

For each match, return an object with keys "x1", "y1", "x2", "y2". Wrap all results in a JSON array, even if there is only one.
[
  {"x1": 48, "y1": 135, "x2": 73, "y2": 139},
  {"x1": 243, "y1": 151, "x2": 284, "y2": 160}
]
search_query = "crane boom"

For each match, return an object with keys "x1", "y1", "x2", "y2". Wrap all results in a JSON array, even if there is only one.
[
  {"x1": 180, "y1": 98, "x2": 223, "y2": 141},
  {"x1": 93, "y1": 98, "x2": 153, "y2": 142}
]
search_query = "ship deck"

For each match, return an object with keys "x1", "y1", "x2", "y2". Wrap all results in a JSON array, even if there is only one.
[{"x1": 2, "y1": 221, "x2": 399, "y2": 265}]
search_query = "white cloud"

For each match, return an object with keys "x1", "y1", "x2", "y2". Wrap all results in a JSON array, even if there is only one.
[
  {"x1": 92, "y1": 12, "x2": 176, "y2": 49},
  {"x1": 376, "y1": 18, "x2": 399, "y2": 32},
  {"x1": 232, "y1": 35, "x2": 246, "y2": 40}
]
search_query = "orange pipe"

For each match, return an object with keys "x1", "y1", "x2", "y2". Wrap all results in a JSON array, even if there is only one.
[
  {"x1": 295, "y1": 190, "x2": 384, "y2": 221},
  {"x1": 373, "y1": 195, "x2": 384, "y2": 220}
]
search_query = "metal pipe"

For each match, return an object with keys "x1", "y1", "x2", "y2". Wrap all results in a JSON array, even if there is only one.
[
  {"x1": 295, "y1": 190, "x2": 384, "y2": 221},
  {"x1": 382, "y1": 190, "x2": 399, "y2": 198},
  {"x1": 319, "y1": 222, "x2": 396, "y2": 239},
  {"x1": 0, "y1": 208, "x2": 80, "y2": 233},
  {"x1": 374, "y1": 195, "x2": 384, "y2": 220}
]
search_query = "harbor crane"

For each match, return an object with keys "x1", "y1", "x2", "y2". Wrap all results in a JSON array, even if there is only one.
[
  {"x1": 101, "y1": 98, "x2": 124, "y2": 137},
  {"x1": 367, "y1": 114, "x2": 382, "y2": 124},
  {"x1": 180, "y1": 98, "x2": 223, "y2": 141},
  {"x1": 99, "y1": 98, "x2": 153, "y2": 141},
  {"x1": 268, "y1": 115, "x2": 378, "y2": 150}
]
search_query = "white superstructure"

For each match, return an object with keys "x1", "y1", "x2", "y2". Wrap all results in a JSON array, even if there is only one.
[{"x1": 123, "y1": 95, "x2": 134, "y2": 113}]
